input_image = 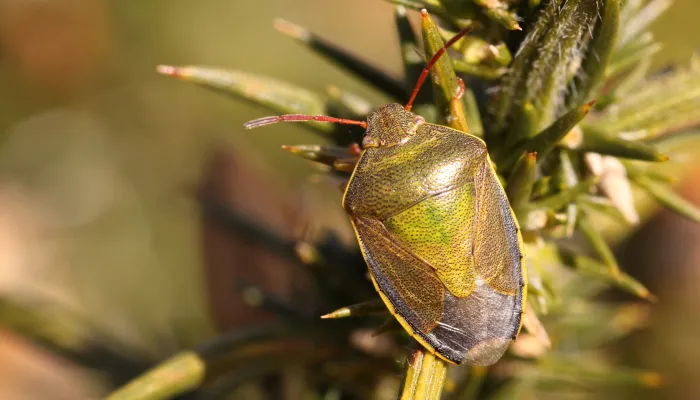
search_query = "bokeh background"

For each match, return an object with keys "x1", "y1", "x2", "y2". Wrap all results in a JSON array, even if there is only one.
[{"x1": 0, "y1": 0, "x2": 699, "y2": 398}]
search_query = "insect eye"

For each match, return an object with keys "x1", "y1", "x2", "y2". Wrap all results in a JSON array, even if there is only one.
[{"x1": 408, "y1": 116, "x2": 425, "y2": 136}]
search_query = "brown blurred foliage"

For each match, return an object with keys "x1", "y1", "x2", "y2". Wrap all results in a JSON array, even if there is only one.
[
  {"x1": 0, "y1": 0, "x2": 109, "y2": 95},
  {"x1": 198, "y1": 147, "x2": 313, "y2": 331}
]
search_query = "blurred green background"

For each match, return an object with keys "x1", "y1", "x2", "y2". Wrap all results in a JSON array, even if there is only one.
[{"x1": 0, "y1": 0, "x2": 699, "y2": 398}]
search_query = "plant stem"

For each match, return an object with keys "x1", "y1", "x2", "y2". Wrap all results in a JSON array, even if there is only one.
[
  {"x1": 104, "y1": 352, "x2": 205, "y2": 400},
  {"x1": 400, "y1": 347, "x2": 448, "y2": 400}
]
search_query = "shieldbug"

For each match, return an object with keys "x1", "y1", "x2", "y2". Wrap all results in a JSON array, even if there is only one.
[{"x1": 244, "y1": 13, "x2": 527, "y2": 366}]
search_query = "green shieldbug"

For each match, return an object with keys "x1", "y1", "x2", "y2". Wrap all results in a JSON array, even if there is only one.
[{"x1": 244, "y1": 17, "x2": 527, "y2": 366}]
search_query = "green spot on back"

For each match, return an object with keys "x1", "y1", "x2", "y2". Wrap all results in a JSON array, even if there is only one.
[{"x1": 384, "y1": 183, "x2": 478, "y2": 298}]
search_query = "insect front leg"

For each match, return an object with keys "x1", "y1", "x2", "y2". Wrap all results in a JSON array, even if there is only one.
[{"x1": 333, "y1": 157, "x2": 360, "y2": 173}]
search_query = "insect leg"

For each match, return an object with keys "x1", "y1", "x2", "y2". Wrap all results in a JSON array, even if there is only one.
[
  {"x1": 454, "y1": 78, "x2": 465, "y2": 101},
  {"x1": 333, "y1": 157, "x2": 360, "y2": 173}
]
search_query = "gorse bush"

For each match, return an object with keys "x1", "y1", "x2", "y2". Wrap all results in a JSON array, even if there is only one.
[{"x1": 106, "y1": 0, "x2": 700, "y2": 398}]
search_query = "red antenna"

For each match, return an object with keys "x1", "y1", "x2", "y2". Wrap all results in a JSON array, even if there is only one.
[
  {"x1": 405, "y1": 12, "x2": 473, "y2": 112},
  {"x1": 244, "y1": 114, "x2": 367, "y2": 130}
]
